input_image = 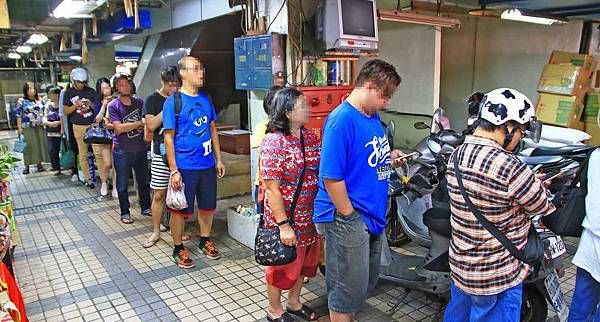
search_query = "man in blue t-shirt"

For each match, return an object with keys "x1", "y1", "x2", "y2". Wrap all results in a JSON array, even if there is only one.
[
  {"x1": 314, "y1": 59, "x2": 404, "y2": 321},
  {"x1": 163, "y1": 56, "x2": 226, "y2": 269}
]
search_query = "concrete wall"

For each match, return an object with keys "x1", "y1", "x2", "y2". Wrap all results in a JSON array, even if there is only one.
[
  {"x1": 85, "y1": 45, "x2": 117, "y2": 86},
  {"x1": 359, "y1": 21, "x2": 438, "y2": 115},
  {"x1": 441, "y1": 16, "x2": 582, "y2": 129}
]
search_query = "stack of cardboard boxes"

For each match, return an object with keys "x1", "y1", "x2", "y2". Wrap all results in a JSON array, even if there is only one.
[
  {"x1": 584, "y1": 93, "x2": 600, "y2": 145},
  {"x1": 535, "y1": 51, "x2": 597, "y2": 132}
]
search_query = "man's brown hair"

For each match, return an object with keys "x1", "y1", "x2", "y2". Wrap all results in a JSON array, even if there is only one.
[{"x1": 355, "y1": 59, "x2": 401, "y2": 97}]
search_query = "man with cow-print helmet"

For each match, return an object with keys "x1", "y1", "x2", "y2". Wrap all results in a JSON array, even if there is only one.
[{"x1": 443, "y1": 88, "x2": 554, "y2": 321}]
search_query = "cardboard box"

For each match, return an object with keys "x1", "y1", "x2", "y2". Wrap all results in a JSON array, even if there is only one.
[
  {"x1": 549, "y1": 51, "x2": 597, "y2": 74},
  {"x1": 218, "y1": 130, "x2": 250, "y2": 155},
  {"x1": 538, "y1": 64, "x2": 591, "y2": 96},
  {"x1": 585, "y1": 93, "x2": 600, "y2": 123},
  {"x1": 584, "y1": 122, "x2": 600, "y2": 146},
  {"x1": 536, "y1": 93, "x2": 585, "y2": 130}
]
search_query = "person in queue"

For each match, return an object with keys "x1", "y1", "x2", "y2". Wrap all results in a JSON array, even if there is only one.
[
  {"x1": 444, "y1": 88, "x2": 554, "y2": 321},
  {"x1": 313, "y1": 59, "x2": 403, "y2": 322},
  {"x1": 92, "y1": 77, "x2": 116, "y2": 197},
  {"x1": 17, "y1": 82, "x2": 49, "y2": 174},
  {"x1": 261, "y1": 88, "x2": 321, "y2": 322},
  {"x1": 163, "y1": 56, "x2": 225, "y2": 268},
  {"x1": 62, "y1": 68, "x2": 98, "y2": 188},
  {"x1": 142, "y1": 66, "x2": 183, "y2": 248},
  {"x1": 108, "y1": 73, "x2": 151, "y2": 224}
]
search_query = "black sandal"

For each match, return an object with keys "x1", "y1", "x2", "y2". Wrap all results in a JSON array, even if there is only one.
[
  {"x1": 267, "y1": 312, "x2": 296, "y2": 322},
  {"x1": 120, "y1": 216, "x2": 134, "y2": 224},
  {"x1": 286, "y1": 304, "x2": 318, "y2": 321}
]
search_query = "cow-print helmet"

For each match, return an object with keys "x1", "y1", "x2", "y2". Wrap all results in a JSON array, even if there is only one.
[{"x1": 479, "y1": 88, "x2": 535, "y2": 125}]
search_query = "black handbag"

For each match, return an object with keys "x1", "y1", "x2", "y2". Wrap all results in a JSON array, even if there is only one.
[
  {"x1": 255, "y1": 132, "x2": 306, "y2": 266},
  {"x1": 542, "y1": 151, "x2": 594, "y2": 237},
  {"x1": 83, "y1": 121, "x2": 113, "y2": 145},
  {"x1": 453, "y1": 152, "x2": 546, "y2": 270}
]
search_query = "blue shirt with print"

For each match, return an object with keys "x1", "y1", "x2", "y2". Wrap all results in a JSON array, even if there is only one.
[
  {"x1": 162, "y1": 91, "x2": 217, "y2": 170},
  {"x1": 314, "y1": 101, "x2": 392, "y2": 235}
]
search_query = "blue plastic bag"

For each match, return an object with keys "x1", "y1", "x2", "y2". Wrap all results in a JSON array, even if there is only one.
[{"x1": 12, "y1": 135, "x2": 26, "y2": 154}]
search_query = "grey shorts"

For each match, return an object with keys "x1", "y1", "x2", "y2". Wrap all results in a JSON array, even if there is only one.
[{"x1": 315, "y1": 210, "x2": 382, "y2": 314}]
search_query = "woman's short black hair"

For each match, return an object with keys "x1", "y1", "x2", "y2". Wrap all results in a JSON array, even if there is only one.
[
  {"x1": 263, "y1": 85, "x2": 283, "y2": 116},
  {"x1": 95, "y1": 77, "x2": 112, "y2": 100},
  {"x1": 22, "y1": 82, "x2": 39, "y2": 101},
  {"x1": 476, "y1": 118, "x2": 519, "y2": 132},
  {"x1": 46, "y1": 85, "x2": 62, "y2": 95},
  {"x1": 161, "y1": 66, "x2": 182, "y2": 84},
  {"x1": 267, "y1": 88, "x2": 304, "y2": 135}
]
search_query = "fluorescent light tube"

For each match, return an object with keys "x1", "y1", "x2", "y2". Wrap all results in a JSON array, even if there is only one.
[{"x1": 501, "y1": 9, "x2": 567, "y2": 25}]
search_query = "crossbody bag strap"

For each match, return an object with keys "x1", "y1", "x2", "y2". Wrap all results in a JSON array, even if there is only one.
[
  {"x1": 452, "y1": 151, "x2": 527, "y2": 262},
  {"x1": 288, "y1": 131, "x2": 306, "y2": 228}
]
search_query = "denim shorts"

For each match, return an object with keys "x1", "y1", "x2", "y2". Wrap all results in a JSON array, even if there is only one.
[{"x1": 315, "y1": 210, "x2": 382, "y2": 314}]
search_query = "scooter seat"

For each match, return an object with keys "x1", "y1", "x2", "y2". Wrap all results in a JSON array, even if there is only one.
[
  {"x1": 530, "y1": 145, "x2": 595, "y2": 157},
  {"x1": 518, "y1": 155, "x2": 565, "y2": 166},
  {"x1": 423, "y1": 208, "x2": 451, "y2": 238}
]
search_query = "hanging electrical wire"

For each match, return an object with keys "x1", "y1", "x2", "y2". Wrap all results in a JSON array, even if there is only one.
[{"x1": 266, "y1": 0, "x2": 287, "y2": 33}]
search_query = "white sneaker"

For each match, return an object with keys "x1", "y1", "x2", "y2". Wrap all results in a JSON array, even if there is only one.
[
  {"x1": 159, "y1": 224, "x2": 168, "y2": 232},
  {"x1": 112, "y1": 189, "x2": 118, "y2": 199},
  {"x1": 71, "y1": 174, "x2": 79, "y2": 182},
  {"x1": 100, "y1": 182, "x2": 108, "y2": 196}
]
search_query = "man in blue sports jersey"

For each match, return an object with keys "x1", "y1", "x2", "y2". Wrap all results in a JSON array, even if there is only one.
[
  {"x1": 163, "y1": 56, "x2": 226, "y2": 268},
  {"x1": 314, "y1": 59, "x2": 404, "y2": 321}
]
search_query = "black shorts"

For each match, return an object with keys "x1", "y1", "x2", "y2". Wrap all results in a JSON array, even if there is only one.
[{"x1": 167, "y1": 167, "x2": 217, "y2": 218}]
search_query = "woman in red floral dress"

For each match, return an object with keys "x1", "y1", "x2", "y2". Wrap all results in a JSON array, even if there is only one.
[{"x1": 261, "y1": 88, "x2": 321, "y2": 322}]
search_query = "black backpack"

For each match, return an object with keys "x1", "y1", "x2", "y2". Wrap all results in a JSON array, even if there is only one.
[{"x1": 161, "y1": 92, "x2": 182, "y2": 164}]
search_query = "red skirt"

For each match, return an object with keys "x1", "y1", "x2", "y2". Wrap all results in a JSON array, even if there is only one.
[{"x1": 265, "y1": 239, "x2": 322, "y2": 290}]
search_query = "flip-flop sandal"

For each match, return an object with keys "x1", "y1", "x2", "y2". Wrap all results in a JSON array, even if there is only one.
[
  {"x1": 286, "y1": 304, "x2": 318, "y2": 321},
  {"x1": 121, "y1": 216, "x2": 134, "y2": 224},
  {"x1": 267, "y1": 312, "x2": 296, "y2": 322},
  {"x1": 182, "y1": 234, "x2": 191, "y2": 242},
  {"x1": 143, "y1": 236, "x2": 160, "y2": 248}
]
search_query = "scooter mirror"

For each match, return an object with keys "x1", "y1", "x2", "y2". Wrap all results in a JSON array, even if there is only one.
[
  {"x1": 388, "y1": 120, "x2": 396, "y2": 136},
  {"x1": 414, "y1": 122, "x2": 430, "y2": 130}
]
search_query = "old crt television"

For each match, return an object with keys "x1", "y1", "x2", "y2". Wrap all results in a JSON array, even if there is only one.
[{"x1": 316, "y1": 0, "x2": 378, "y2": 51}]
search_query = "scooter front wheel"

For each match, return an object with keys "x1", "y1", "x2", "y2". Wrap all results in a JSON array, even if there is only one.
[{"x1": 386, "y1": 203, "x2": 412, "y2": 247}]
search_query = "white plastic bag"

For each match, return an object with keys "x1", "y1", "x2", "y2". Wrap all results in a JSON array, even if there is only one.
[
  {"x1": 540, "y1": 125, "x2": 591, "y2": 144},
  {"x1": 166, "y1": 177, "x2": 187, "y2": 210}
]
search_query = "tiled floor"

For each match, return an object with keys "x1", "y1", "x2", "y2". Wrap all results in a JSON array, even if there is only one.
[{"x1": 3, "y1": 130, "x2": 581, "y2": 321}]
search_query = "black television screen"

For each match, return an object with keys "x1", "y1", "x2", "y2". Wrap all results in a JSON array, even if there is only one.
[{"x1": 341, "y1": 0, "x2": 376, "y2": 38}]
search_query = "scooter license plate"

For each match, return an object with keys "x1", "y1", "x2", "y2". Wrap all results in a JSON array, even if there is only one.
[
  {"x1": 544, "y1": 271, "x2": 569, "y2": 321},
  {"x1": 547, "y1": 236, "x2": 566, "y2": 259}
]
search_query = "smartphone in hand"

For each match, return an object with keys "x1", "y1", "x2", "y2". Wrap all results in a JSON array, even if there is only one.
[{"x1": 542, "y1": 171, "x2": 564, "y2": 183}]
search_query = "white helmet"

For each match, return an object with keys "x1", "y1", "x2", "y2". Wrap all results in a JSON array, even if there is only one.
[
  {"x1": 479, "y1": 88, "x2": 535, "y2": 125},
  {"x1": 478, "y1": 88, "x2": 542, "y2": 146},
  {"x1": 70, "y1": 68, "x2": 88, "y2": 82}
]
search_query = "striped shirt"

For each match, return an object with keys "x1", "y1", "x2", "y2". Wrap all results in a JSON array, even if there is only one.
[{"x1": 446, "y1": 136, "x2": 555, "y2": 296}]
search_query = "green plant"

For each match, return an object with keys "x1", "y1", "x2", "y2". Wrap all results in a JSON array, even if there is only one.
[{"x1": 0, "y1": 145, "x2": 20, "y2": 180}]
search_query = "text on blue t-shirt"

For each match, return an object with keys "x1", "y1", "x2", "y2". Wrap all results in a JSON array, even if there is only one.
[{"x1": 313, "y1": 101, "x2": 392, "y2": 235}]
